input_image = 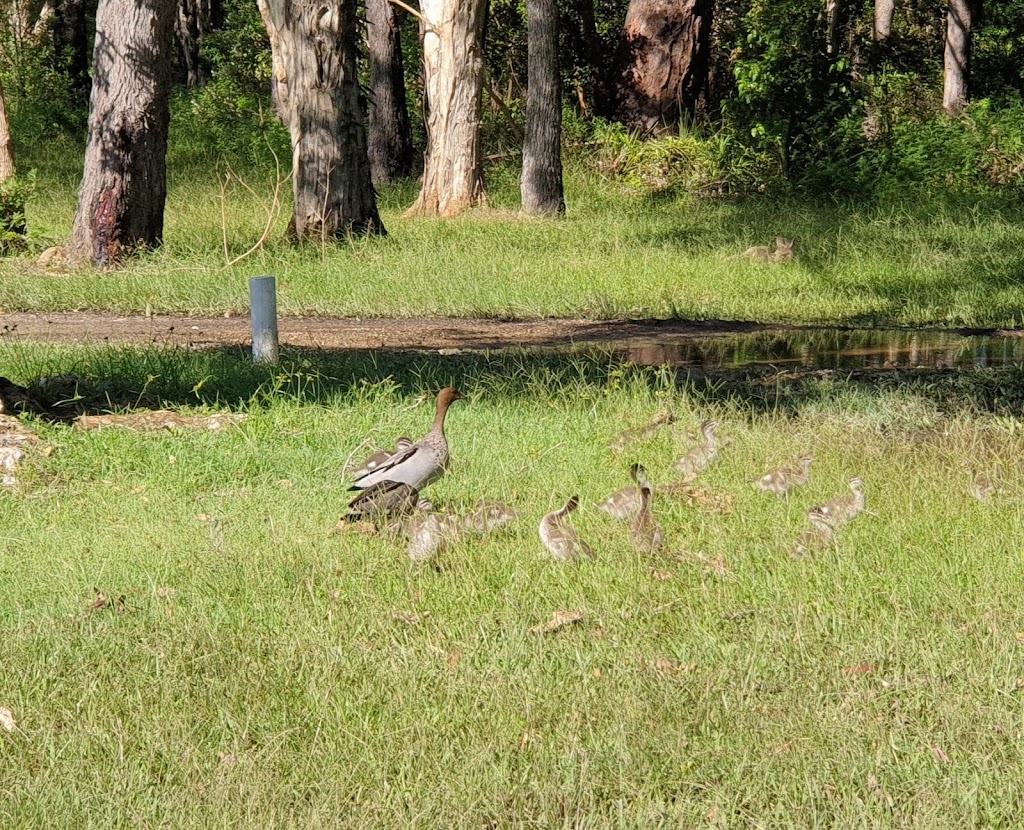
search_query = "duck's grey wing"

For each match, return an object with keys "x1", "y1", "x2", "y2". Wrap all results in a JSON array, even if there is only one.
[{"x1": 349, "y1": 443, "x2": 429, "y2": 490}]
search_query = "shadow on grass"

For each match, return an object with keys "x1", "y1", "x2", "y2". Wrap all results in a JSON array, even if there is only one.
[{"x1": 5, "y1": 340, "x2": 1024, "y2": 423}]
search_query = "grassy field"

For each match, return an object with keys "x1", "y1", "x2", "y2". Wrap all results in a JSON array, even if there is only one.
[
  {"x1": 3, "y1": 136, "x2": 1024, "y2": 328},
  {"x1": 3, "y1": 341, "x2": 1024, "y2": 827}
]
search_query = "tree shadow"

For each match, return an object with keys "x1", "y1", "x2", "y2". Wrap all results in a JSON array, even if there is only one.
[{"x1": 8, "y1": 340, "x2": 1024, "y2": 424}]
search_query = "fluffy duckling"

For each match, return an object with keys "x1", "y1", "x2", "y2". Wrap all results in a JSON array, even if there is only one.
[
  {"x1": 595, "y1": 462, "x2": 647, "y2": 519},
  {"x1": 755, "y1": 455, "x2": 813, "y2": 498},
  {"x1": 539, "y1": 496, "x2": 593, "y2": 562},
  {"x1": 350, "y1": 437, "x2": 413, "y2": 480},
  {"x1": 406, "y1": 511, "x2": 459, "y2": 564},
  {"x1": 608, "y1": 412, "x2": 675, "y2": 456},
  {"x1": 630, "y1": 473, "x2": 664, "y2": 554},
  {"x1": 808, "y1": 477, "x2": 865, "y2": 532},
  {"x1": 674, "y1": 419, "x2": 720, "y2": 480},
  {"x1": 460, "y1": 500, "x2": 520, "y2": 536},
  {"x1": 347, "y1": 480, "x2": 423, "y2": 523}
]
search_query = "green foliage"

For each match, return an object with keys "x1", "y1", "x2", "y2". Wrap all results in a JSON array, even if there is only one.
[
  {"x1": 587, "y1": 119, "x2": 783, "y2": 195},
  {"x1": 0, "y1": 169, "x2": 35, "y2": 254}
]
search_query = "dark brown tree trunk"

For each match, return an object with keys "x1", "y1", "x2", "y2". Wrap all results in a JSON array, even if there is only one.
[
  {"x1": 873, "y1": 0, "x2": 895, "y2": 41},
  {"x1": 46, "y1": 0, "x2": 91, "y2": 91},
  {"x1": 611, "y1": 0, "x2": 712, "y2": 136},
  {"x1": 521, "y1": 0, "x2": 564, "y2": 215},
  {"x1": 175, "y1": 0, "x2": 218, "y2": 88},
  {"x1": 407, "y1": 0, "x2": 488, "y2": 216},
  {"x1": 260, "y1": 0, "x2": 384, "y2": 240},
  {"x1": 943, "y1": 0, "x2": 973, "y2": 115},
  {"x1": 67, "y1": 0, "x2": 176, "y2": 267},
  {"x1": 577, "y1": 0, "x2": 606, "y2": 115},
  {"x1": 366, "y1": 0, "x2": 413, "y2": 186}
]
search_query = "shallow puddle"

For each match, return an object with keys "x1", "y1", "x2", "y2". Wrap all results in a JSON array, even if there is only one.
[{"x1": 561, "y1": 329, "x2": 1024, "y2": 371}]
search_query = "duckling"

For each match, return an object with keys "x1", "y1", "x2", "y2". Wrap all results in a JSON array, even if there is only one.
[
  {"x1": 969, "y1": 473, "x2": 1001, "y2": 502},
  {"x1": 608, "y1": 412, "x2": 675, "y2": 455},
  {"x1": 595, "y1": 462, "x2": 651, "y2": 520},
  {"x1": 406, "y1": 510, "x2": 459, "y2": 564},
  {"x1": 674, "y1": 419, "x2": 720, "y2": 480},
  {"x1": 347, "y1": 480, "x2": 422, "y2": 523},
  {"x1": 460, "y1": 499, "x2": 520, "y2": 536},
  {"x1": 755, "y1": 455, "x2": 813, "y2": 498},
  {"x1": 807, "y1": 477, "x2": 865, "y2": 532},
  {"x1": 350, "y1": 437, "x2": 413, "y2": 480},
  {"x1": 539, "y1": 496, "x2": 593, "y2": 562},
  {"x1": 791, "y1": 524, "x2": 834, "y2": 558},
  {"x1": 630, "y1": 474, "x2": 664, "y2": 554}
]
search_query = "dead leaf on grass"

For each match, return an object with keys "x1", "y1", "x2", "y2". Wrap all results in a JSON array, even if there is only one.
[
  {"x1": 528, "y1": 610, "x2": 584, "y2": 635},
  {"x1": 0, "y1": 706, "x2": 15, "y2": 732},
  {"x1": 843, "y1": 663, "x2": 875, "y2": 675},
  {"x1": 928, "y1": 744, "x2": 950, "y2": 763},
  {"x1": 661, "y1": 482, "x2": 734, "y2": 514},
  {"x1": 651, "y1": 569, "x2": 673, "y2": 581},
  {"x1": 88, "y1": 589, "x2": 109, "y2": 613}
]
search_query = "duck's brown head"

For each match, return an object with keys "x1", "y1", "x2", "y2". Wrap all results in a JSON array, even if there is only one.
[{"x1": 437, "y1": 387, "x2": 465, "y2": 408}]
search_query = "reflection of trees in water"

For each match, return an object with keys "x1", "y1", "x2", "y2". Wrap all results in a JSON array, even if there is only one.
[{"x1": 619, "y1": 332, "x2": 1023, "y2": 370}]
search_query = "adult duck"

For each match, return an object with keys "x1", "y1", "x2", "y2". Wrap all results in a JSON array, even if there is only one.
[{"x1": 349, "y1": 387, "x2": 464, "y2": 494}]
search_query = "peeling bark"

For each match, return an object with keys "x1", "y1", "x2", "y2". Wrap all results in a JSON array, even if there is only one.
[
  {"x1": 406, "y1": 0, "x2": 488, "y2": 217},
  {"x1": 612, "y1": 0, "x2": 712, "y2": 136},
  {"x1": 873, "y1": 0, "x2": 895, "y2": 41},
  {"x1": 0, "y1": 78, "x2": 15, "y2": 182},
  {"x1": 260, "y1": 0, "x2": 383, "y2": 239},
  {"x1": 67, "y1": 0, "x2": 176, "y2": 267}
]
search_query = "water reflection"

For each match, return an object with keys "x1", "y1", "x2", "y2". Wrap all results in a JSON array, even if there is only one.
[{"x1": 581, "y1": 330, "x2": 1023, "y2": 371}]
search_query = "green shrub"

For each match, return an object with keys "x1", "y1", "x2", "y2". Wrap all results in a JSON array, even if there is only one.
[{"x1": 0, "y1": 169, "x2": 35, "y2": 254}]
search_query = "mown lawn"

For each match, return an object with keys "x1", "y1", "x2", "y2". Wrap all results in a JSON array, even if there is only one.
[
  {"x1": 2, "y1": 342, "x2": 1024, "y2": 827},
  {"x1": 3, "y1": 135, "x2": 1024, "y2": 329}
]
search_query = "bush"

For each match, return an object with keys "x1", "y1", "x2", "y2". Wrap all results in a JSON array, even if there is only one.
[{"x1": 0, "y1": 170, "x2": 35, "y2": 254}]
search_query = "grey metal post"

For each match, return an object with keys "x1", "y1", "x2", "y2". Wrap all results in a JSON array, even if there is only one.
[{"x1": 249, "y1": 276, "x2": 279, "y2": 364}]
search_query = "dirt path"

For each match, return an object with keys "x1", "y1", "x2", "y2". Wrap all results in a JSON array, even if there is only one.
[{"x1": 0, "y1": 311, "x2": 808, "y2": 351}]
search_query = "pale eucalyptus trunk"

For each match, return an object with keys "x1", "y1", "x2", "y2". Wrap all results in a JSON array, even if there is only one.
[
  {"x1": 67, "y1": 0, "x2": 176, "y2": 267},
  {"x1": 943, "y1": 0, "x2": 973, "y2": 115},
  {"x1": 366, "y1": 0, "x2": 413, "y2": 186},
  {"x1": 406, "y1": 0, "x2": 488, "y2": 217},
  {"x1": 873, "y1": 0, "x2": 894, "y2": 41},
  {"x1": 521, "y1": 0, "x2": 564, "y2": 216},
  {"x1": 259, "y1": 0, "x2": 384, "y2": 240}
]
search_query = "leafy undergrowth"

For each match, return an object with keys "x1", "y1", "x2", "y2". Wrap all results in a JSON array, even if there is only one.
[
  {"x1": 2, "y1": 343, "x2": 1024, "y2": 827},
  {"x1": 3, "y1": 152, "x2": 1024, "y2": 329}
]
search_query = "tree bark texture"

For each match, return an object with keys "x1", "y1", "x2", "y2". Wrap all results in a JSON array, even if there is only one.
[
  {"x1": 612, "y1": 0, "x2": 712, "y2": 136},
  {"x1": 68, "y1": 0, "x2": 176, "y2": 267},
  {"x1": 942, "y1": 0, "x2": 972, "y2": 115},
  {"x1": 366, "y1": 0, "x2": 413, "y2": 186},
  {"x1": 873, "y1": 0, "x2": 894, "y2": 41},
  {"x1": 0, "y1": 77, "x2": 15, "y2": 181},
  {"x1": 257, "y1": 0, "x2": 290, "y2": 124},
  {"x1": 521, "y1": 0, "x2": 564, "y2": 216},
  {"x1": 260, "y1": 0, "x2": 383, "y2": 240},
  {"x1": 406, "y1": 0, "x2": 488, "y2": 217},
  {"x1": 175, "y1": 0, "x2": 218, "y2": 87}
]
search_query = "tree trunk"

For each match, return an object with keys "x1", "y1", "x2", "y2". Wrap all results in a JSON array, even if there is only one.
[
  {"x1": 873, "y1": 0, "x2": 895, "y2": 41},
  {"x1": 257, "y1": 0, "x2": 290, "y2": 124},
  {"x1": 942, "y1": 0, "x2": 972, "y2": 115},
  {"x1": 37, "y1": 0, "x2": 92, "y2": 91},
  {"x1": 366, "y1": 0, "x2": 413, "y2": 186},
  {"x1": 577, "y1": 0, "x2": 605, "y2": 116},
  {"x1": 825, "y1": 0, "x2": 840, "y2": 55},
  {"x1": 612, "y1": 0, "x2": 712, "y2": 136},
  {"x1": 67, "y1": 0, "x2": 176, "y2": 267},
  {"x1": 521, "y1": 0, "x2": 564, "y2": 216},
  {"x1": 0, "y1": 78, "x2": 15, "y2": 182},
  {"x1": 260, "y1": 0, "x2": 384, "y2": 240},
  {"x1": 175, "y1": 0, "x2": 218, "y2": 88},
  {"x1": 406, "y1": 0, "x2": 488, "y2": 217}
]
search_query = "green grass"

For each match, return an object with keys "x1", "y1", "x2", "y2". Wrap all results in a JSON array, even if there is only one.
[
  {"x1": 3, "y1": 342, "x2": 1024, "y2": 827},
  {"x1": 3, "y1": 135, "x2": 1024, "y2": 328}
]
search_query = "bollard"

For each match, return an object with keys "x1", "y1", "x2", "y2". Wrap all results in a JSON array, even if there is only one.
[{"x1": 249, "y1": 275, "x2": 279, "y2": 364}]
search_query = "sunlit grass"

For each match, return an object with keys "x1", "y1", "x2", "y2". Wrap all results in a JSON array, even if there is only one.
[
  {"x1": 4, "y1": 138, "x2": 1024, "y2": 328},
  {"x1": 2, "y1": 342, "x2": 1024, "y2": 826}
]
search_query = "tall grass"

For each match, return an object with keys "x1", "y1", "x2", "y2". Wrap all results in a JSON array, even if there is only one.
[
  {"x1": 2, "y1": 342, "x2": 1024, "y2": 826},
  {"x1": 3, "y1": 133, "x2": 1024, "y2": 328}
]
